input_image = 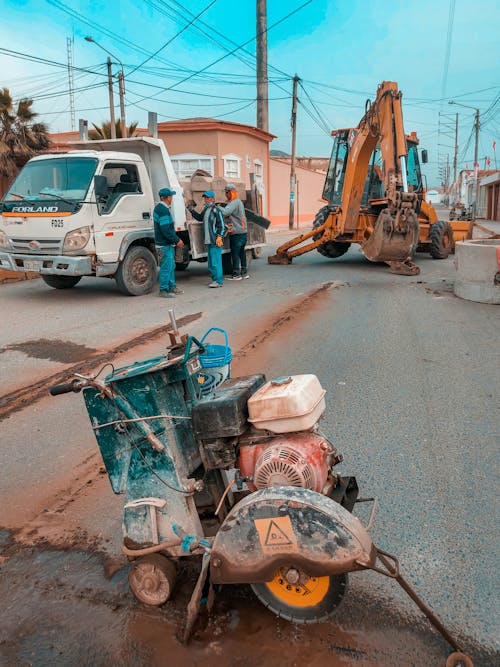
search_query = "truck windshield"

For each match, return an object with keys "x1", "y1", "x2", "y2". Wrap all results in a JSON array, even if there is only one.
[
  {"x1": 3, "y1": 157, "x2": 97, "y2": 202},
  {"x1": 322, "y1": 131, "x2": 349, "y2": 205}
]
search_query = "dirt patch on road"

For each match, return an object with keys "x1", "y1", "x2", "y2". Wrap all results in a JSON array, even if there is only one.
[{"x1": 2, "y1": 339, "x2": 97, "y2": 363}]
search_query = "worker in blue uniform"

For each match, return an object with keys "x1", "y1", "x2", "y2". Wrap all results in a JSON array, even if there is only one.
[{"x1": 153, "y1": 187, "x2": 184, "y2": 298}]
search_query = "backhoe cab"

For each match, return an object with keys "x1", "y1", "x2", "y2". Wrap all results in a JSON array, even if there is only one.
[{"x1": 269, "y1": 81, "x2": 451, "y2": 275}]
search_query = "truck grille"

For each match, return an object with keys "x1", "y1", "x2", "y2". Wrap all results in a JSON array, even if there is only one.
[{"x1": 10, "y1": 238, "x2": 63, "y2": 255}]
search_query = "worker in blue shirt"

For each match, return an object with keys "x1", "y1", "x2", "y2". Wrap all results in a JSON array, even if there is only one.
[
  {"x1": 188, "y1": 190, "x2": 225, "y2": 287},
  {"x1": 153, "y1": 188, "x2": 184, "y2": 298}
]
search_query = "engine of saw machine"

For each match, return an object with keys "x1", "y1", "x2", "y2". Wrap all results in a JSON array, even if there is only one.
[{"x1": 191, "y1": 373, "x2": 342, "y2": 495}]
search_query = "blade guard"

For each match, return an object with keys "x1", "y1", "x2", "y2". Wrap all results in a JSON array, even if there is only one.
[
  {"x1": 210, "y1": 487, "x2": 376, "y2": 584},
  {"x1": 361, "y1": 208, "x2": 419, "y2": 263}
]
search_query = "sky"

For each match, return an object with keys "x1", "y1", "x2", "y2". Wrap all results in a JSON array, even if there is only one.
[{"x1": 0, "y1": 0, "x2": 498, "y2": 187}]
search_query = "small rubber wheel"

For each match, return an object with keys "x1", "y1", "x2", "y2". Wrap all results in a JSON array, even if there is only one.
[
  {"x1": 42, "y1": 275, "x2": 81, "y2": 289},
  {"x1": 128, "y1": 554, "x2": 177, "y2": 606},
  {"x1": 251, "y1": 568, "x2": 347, "y2": 623},
  {"x1": 445, "y1": 652, "x2": 474, "y2": 667},
  {"x1": 429, "y1": 220, "x2": 454, "y2": 259}
]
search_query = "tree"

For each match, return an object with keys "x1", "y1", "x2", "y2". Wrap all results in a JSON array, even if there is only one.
[
  {"x1": 88, "y1": 120, "x2": 138, "y2": 140},
  {"x1": 0, "y1": 88, "x2": 50, "y2": 178}
]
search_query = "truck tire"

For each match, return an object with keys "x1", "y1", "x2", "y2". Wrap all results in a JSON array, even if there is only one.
[
  {"x1": 252, "y1": 246, "x2": 262, "y2": 259},
  {"x1": 42, "y1": 275, "x2": 82, "y2": 289},
  {"x1": 175, "y1": 260, "x2": 190, "y2": 271},
  {"x1": 429, "y1": 220, "x2": 454, "y2": 259},
  {"x1": 115, "y1": 245, "x2": 157, "y2": 296},
  {"x1": 312, "y1": 206, "x2": 351, "y2": 258}
]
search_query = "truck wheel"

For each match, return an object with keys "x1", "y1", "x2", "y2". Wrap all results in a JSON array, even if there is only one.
[
  {"x1": 115, "y1": 245, "x2": 157, "y2": 296},
  {"x1": 175, "y1": 260, "x2": 190, "y2": 271},
  {"x1": 252, "y1": 246, "x2": 262, "y2": 259},
  {"x1": 245, "y1": 249, "x2": 253, "y2": 269},
  {"x1": 429, "y1": 220, "x2": 454, "y2": 259},
  {"x1": 42, "y1": 275, "x2": 82, "y2": 289},
  {"x1": 312, "y1": 206, "x2": 351, "y2": 258}
]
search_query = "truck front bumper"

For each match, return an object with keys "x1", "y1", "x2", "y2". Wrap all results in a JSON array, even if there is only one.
[{"x1": 0, "y1": 251, "x2": 92, "y2": 276}]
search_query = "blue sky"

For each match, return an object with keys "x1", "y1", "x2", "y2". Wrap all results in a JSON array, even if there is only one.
[{"x1": 1, "y1": 0, "x2": 498, "y2": 186}]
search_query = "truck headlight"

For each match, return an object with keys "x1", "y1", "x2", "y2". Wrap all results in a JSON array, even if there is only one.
[
  {"x1": 0, "y1": 230, "x2": 10, "y2": 249},
  {"x1": 63, "y1": 226, "x2": 90, "y2": 252}
]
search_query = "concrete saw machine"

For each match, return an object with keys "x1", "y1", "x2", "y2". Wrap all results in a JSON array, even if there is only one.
[{"x1": 50, "y1": 312, "x2": 471, "y2": 666}]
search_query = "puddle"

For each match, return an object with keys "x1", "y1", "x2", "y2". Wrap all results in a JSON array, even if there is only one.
[{"x1": 2, "y1": 339, "x2": 98, "y2": 363}]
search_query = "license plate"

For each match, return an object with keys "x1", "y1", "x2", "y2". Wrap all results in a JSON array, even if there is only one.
[{"x1": 24, "y1": 260, "x2": 42, "y2": 272}]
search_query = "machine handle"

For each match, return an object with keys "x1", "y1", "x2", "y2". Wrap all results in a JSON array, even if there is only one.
[
  {"x1": 182, "y1": 336, "x2": 205, "y2": 364},
  {"x1": 355, "y1": 496, "x2": 378, "y2": 531},
  {"x1": 49, "y1": 379, "x2": 84, "y2": 396}
]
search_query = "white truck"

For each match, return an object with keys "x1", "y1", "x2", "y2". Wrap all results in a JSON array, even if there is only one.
[{"x1": 0, "y1": 137, "x2": 266, "y2": 295}]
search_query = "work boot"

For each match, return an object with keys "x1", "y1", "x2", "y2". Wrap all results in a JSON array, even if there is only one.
[
  {"x1": 159, "y1": 290, "x2": 176, "y2": 298},
  {"x1": 171, "y1": 287, "x2": 184, "y2": 294},
  {"x1": 242, "y1": 272, "x2": 250, "y2": 280},
  {"x1": 228, "y1": 274, "x2": 242, "y2": 281},
  {"x1": 208, "y1": 282, "x2": 223, "y2": 288}
]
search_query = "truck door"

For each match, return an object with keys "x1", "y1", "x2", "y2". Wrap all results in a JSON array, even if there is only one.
[{"x1": 94, "y1": 162, "x2": 152, "y2": 263}]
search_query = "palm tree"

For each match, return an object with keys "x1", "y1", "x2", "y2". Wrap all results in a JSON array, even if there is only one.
[
  {"x1": 89, "y1": 120, "x2": 138, "y2": 140},
  {"x1": 0, "y1": 88, "x2": 50, "y2": 178}
]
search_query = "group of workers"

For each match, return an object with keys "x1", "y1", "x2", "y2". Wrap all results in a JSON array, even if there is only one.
[{"x1": 153, "y1": 183, "x2": 248, "y2": 298}]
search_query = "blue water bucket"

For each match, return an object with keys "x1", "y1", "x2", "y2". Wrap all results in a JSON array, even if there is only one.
[
  {"x1": 199, "y1": 328, "x2": 232, "y2": 369},
  {"x1": 197, "y1": 328, "x2": 232, "y2": 395}
]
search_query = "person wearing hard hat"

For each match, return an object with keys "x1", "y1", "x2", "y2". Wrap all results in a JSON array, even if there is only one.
[
  {"x1": 188, "y1": 190, "x2": 225, "y2": 288},
  {"x1": 221, "y1": 183, "x2": 248, "y2": 280},
  {"x1": 153, "y1": 188, "x2": 184, "y2": 298}
]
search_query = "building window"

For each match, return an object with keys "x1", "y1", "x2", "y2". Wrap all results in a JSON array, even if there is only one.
[
  {"x1": 171, "y1": 154, "x2": 215, "y2": 179},
  {"x1": 253, "y1": 159, "x2": 263, "y2": 178},
  {"x1": 223, "y1": 154, "x2": 241, "y2": 179}
]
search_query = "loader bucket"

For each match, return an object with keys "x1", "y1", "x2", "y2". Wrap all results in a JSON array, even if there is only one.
[
  {"x1": 362, "y1": 208, "x2": 419, "y2": 263},
  {"x1": 210, "y1": 486, "x2": 376, "y2": 584}
]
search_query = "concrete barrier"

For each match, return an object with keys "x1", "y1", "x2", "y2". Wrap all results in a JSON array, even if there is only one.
[{"x1": 454, "y1": 239, "x2": 500, "y2": 304}]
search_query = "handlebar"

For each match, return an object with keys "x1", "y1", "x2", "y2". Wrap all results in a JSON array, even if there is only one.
[{"x1": 49, "y1": 379, "x2": 86, "y2": 396}]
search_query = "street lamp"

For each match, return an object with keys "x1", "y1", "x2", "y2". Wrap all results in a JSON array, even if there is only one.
[
  {"x1": 85, "y1": 36, "x2": 127, "y2": 139},
  {"x1": 449, "y1": 100, "x2": 480, "y2": 215}
]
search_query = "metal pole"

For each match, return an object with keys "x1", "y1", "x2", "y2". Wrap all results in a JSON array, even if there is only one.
[
  {"x1": 118, "y1": 70, "x2": 127, "y2": 138},
  {"x1": 453, "y1": 113, "x2": 458, "y2": 187},
  {"x1": 256, "y1": 0, "x2": 268, "y2": 132},
  {"x1": 107, "y1": 56, "x2": 116, "y2": 139},
  {"x1": 296, "y1": 179, "x2": 299, "y2": 229},
  {"x1": 289, "y1": 74, "x2": 300, "y2": 230},
  {"x1": 473, "y1": 109, "x2": 480, "y2": 216}
]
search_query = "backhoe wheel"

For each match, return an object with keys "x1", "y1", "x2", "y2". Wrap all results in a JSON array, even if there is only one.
[
  {"x1": 128, "y1": 554, "x2": 177, "y2": 606},
  {"x1": 251, "y1": 568, "x2": 347, "y2": 624},
  {"x1": 429, "y1": 220, "x2": 454, "y2": 259},
  {"x1": 312, "y1": 206, "x2": 351, "y2": 259},
  {"x1": 115, "y1": 245, "x2": 157, "y2": 296},
  {"x1": 42, "y1": 275, "x2": 81, "y2": 289}
]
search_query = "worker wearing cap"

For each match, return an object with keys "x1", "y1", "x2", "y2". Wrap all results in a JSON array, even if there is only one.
[
  {"x1": 221, "y1": 184, "x2": 248, "y2": 280},
  {"x1": 188, "y1": 190, "x2": 225, "y2": 288},
  {"x1": 154, "y1": 188, "x2": 184, "y2": 298}
]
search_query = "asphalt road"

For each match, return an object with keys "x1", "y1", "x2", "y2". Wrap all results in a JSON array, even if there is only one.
[{"x1": 0, "y1": 233, "x2": 498, "y2": 666}]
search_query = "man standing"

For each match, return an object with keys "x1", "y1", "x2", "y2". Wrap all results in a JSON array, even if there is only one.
[
  {"x1": 221, "y1": 183, "x2": 248, "y2": 280},
  {"x1": 153, "y1": 188, "x2": 184, "y2": 298},
  {"x1": 188, "y1": 190, "x2": 225, "y2": 288}
]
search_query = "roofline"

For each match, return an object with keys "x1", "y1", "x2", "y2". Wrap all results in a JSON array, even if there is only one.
[{"x1": 157, "y1": 118, "x2": 276, "y2": 142}]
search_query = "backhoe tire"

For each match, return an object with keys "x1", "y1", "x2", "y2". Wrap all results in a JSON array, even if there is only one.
[
  {"x1": 115, "y1": 245, "x2": 157, "y2": 296},
  {"x1": 42, "y1": 275, "x2": 82, "y2": 289},
  {"x1": 429, "y1": 220, "x2": 454, "y2": 259},
  {"x1": 312, "y1": 206, "x2": 351, "y2": 259}
]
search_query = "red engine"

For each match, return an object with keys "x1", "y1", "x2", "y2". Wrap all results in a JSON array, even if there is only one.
[{"x1": 238, "y1": 432, "x2": 340, "y2": 494}]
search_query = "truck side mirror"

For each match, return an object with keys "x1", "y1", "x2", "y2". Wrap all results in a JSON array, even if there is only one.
[
  {"x1": 421, "y1": 149, "x2": 428, "y2": 164},
  {"x1": 94, "y1": 175, "x2": 108, "y2": 199}
]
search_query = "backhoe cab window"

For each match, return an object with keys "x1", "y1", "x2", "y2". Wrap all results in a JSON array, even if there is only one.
[
  {"x1": 4, "y1": 157, "x2": 97, "y2": 204},
  {"x1": 100, "y1": 163, "x2": 142, "y2": 213},
  {"x1": 406, "y1": 143, "x2": 423, "y2": 192},
  {"x1": 323, "y1": 131, "x2": 349, "y2": 205}
]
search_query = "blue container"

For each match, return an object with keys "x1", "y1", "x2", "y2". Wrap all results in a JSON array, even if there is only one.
[{"x1": 199, "y1": 328, "x2": 232, "y2": 369}]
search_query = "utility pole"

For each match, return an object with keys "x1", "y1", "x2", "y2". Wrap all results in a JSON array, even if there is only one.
[
  {"x1": 66, "y1": 37, "x2": 76, "y2": 131},
  {"x1": 453, "y1": 113, "x2": 458, "y2": 187},
  {"x1": 118, "y1": 71, "x2": 127, "y2": 138},
  {"x1": 106, "y1": 56, "x2": 117, "y2": 139},
  {"x1": 256, "y1": 0, "x2": 268, "y2": 132},
  {"x1": 473, "y1": 108, "x2": 480, "y2": 215},
  {"x1": 289, "y1": 74, "x2": 300, "y2": 230}
]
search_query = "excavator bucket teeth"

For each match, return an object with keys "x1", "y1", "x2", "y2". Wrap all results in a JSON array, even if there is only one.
[
  {"x1": 362, "y1": 210, "x2": 419, "y2": 264},
  {"x1": 268, "y1": 253, "x2": 293, "y2": 265}
]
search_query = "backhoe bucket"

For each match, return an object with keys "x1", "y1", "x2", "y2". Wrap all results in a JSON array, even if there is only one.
[{"x1": 362, "y1": 209, "x2": 419, "y2": 263}]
